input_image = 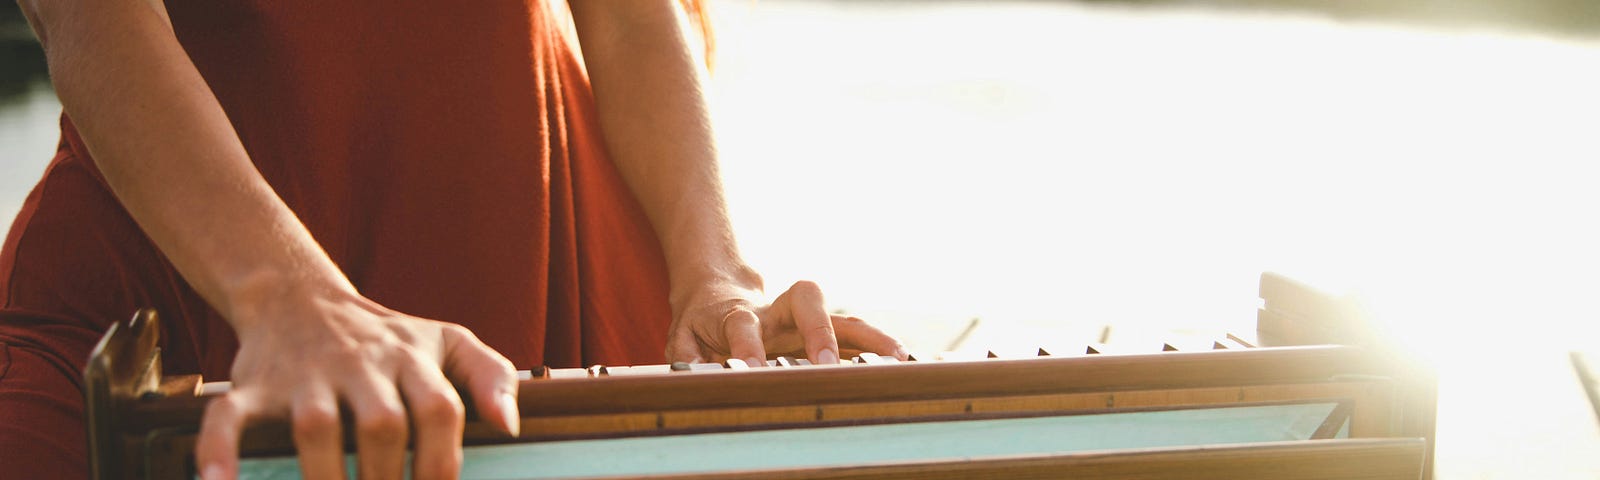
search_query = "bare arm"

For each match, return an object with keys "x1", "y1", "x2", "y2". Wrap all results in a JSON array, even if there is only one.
[
  {"x1": 18, "y1": 1, "x2": 517, "y2": 478},
  {"x1": 26, "y1": 0, "x2": 338, "y2": 318},
  {"x1": 569, "y1": 1, "x2": 905, "y2": 366}
]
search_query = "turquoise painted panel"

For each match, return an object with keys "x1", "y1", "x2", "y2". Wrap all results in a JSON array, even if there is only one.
[{"x1": 230, "y1": 402, "x2": 1338, "y2": 480}]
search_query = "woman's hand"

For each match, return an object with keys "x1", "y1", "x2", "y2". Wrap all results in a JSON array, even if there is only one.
[
  {"x1": 569, "y1": 2, "x2": 905, "y2": 367},
  {"x1": 666, "y1": 277, "x2": 906, "y2": 366},
  {"x1": 18, "y1": 1, "x2": 517, "y2": 479},
  {"x1": 193, "y1": 286, "x2": 520, "y2": 480}
]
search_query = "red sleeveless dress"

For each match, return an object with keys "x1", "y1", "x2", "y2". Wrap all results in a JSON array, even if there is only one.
[{"x1": 0, "y1": 1, "x2": 673, "y2": 476}]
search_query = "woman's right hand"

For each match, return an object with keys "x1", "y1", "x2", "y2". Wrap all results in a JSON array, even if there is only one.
[
  {"x1": 15, "y1": 1, "x2": 518, "y2": 478},
  {"x1": 193, "y1": 285, "x2": 521, "y2": 480}
]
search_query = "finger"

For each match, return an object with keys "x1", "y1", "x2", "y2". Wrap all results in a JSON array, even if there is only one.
[
  {"x1": 665, "y1": 324, "x2": 706, "y2": 363},
  {"x1": 289, "y1": 387, "x2": 349, "y2": 480},
  {"x1": 397, "y1": 359, "x2": 465, "y2": 480},
  {"x1": 440, "y1": 323, "x2": 521, "y2": 437},
  {"x1": 340, "y1": 372, "x2": 408, "y2": 480},
  {"x1": 774, "y1": 280, "x2": 840, "y2": 364},
  {"x1": 196, "y1": 392, "x2": 259, "y2": 480},
  {"x1": 837, "y1": 347, "x2": 870, "y2": 359},
  {"x1": 722, "y1": 307, "x2": 767, "y2": 367},
  {"x1": 831, "y1": 315, "x2": 908, "y2": 360}
]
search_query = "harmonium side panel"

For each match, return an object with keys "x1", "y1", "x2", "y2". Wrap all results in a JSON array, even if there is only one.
[
  {"x1": 223, "y1": 402, "x2": 1416, "y2": 479},
  {"x1": 1258, "y1": 271, "x2": 1438, "y2": 476},
  {"x1": 610, "y1": 438, "x2": 1428, "y2": 480}
]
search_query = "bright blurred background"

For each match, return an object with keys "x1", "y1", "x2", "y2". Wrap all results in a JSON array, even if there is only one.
[{"x1": 4, "y1": 0, "x2": 1599, "y2": 477}]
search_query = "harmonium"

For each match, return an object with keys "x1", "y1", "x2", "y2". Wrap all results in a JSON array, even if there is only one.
[{"x1": 86, "y1": 273, "x2": 1436, "y2": 479}]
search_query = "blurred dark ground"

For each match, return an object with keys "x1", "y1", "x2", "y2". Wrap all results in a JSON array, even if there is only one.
[
  {"x1": 2, "y1": 0, "x2": 1598, "y2": 104},
  {"x1": 843, "y1": 0, "x2": 1600, "y2": 37},
  {"x1": 1093, "y1": 0, "x2": 1600, "y2": 36},
  {"x1": 2, "y1": 3, "x2": 48, "y2": 104}
]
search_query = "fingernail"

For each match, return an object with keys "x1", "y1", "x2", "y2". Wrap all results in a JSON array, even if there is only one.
[
  {"x1": 894, "y1": 346, "x2": 909, "y2": 361},
  {"x1": 745, "y1": 357, "x2": 765, "y2": 368},
  {"x1": 497, "y1": 392, "x2": 521, "y2": 438},
  {"x1": 201, "y1": 464, "x2": 225, "y2": 480},
  {"x1": 816, "y1": 348, "x2": 839, "y2": 365}
]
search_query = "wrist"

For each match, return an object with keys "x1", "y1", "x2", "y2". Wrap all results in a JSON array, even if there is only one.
[
  {"x1": 216, "y1": 268, "x2": 361, "y2": 334},
  {"x1": 667, "y1": 261, "x2": 764, "y2": 315}
]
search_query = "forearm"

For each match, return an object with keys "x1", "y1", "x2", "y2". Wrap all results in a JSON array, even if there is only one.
[
  {"x1": 23, "y1": 0, "x2": 352, "y2": 328},
  {"x1": 570, "y1": 1, "x2": 762, "y2": 304}
]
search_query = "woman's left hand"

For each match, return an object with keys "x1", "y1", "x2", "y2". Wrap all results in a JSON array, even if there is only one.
[
  {"x1": 568, "y1": 2, "x2": 904, "y2": 367},
  {"x1": 666, "y1": 278, "x2": 907, "y2": 366}
]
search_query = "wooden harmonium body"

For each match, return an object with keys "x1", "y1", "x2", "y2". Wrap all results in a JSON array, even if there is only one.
[{"x1": 87, "y1": 311, "x2": 1434, "y2": 479}]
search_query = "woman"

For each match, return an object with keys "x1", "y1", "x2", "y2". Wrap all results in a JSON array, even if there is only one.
[{"x1": 0, "y1": 1, "x2": 905, "y2": 478}]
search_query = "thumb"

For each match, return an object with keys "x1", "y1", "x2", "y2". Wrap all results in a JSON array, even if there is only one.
[{"x1": 440, "y1": 323, "x2": 520, "y2": 437}]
